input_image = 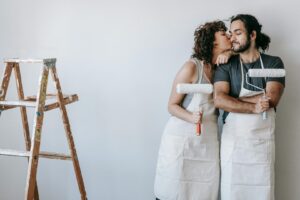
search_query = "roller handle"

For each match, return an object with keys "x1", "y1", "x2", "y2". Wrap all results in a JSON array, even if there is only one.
[
  {"x1": 262, "y1": 111, "x2": 267, "y2": 120},
  {"x1": 196, "y1": 111, "x2": 203, "y2": 136},
  {"x1": 262, "y1": 93, "x2": 268, "y2": 120}
]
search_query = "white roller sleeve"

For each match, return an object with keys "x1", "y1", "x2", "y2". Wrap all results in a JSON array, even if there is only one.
[
  {"x1": 248, "y1": 69, "x2": 286, "y2": 77},
  {"x1": 176, "y1": 84, "x2": 213, "y2": 94}
]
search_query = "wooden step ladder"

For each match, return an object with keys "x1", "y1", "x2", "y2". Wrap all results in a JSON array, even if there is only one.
[{"x1": 0, "y1": 58, "x2": 87, "y2": 200}]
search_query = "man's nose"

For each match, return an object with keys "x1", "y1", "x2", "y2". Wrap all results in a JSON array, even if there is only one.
[
  {"x1": 230, "y1": 35, "x2": 235, "y2": 42},
  {"x1": 226, "y1": 33, "x2": 231, "y2": 39}
]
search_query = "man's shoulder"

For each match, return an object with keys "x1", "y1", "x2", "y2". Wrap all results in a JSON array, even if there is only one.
[
  {"x1": 261, "y1": 53, "x2": 282, "y2": 62},
  {"x1": 261, "y1": 53, "x2": 284, "y2": 68},
  {"x1": 228, "y1": 54, "x2": 240, "y2": 63}
]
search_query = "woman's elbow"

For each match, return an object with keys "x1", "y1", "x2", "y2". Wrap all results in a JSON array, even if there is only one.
[
  {"x1": 167, "y1": 104, "x2": 175, "y2": 115},
  {"x1": 167, "y1": 104, "x2": 172, "y2": 114}
]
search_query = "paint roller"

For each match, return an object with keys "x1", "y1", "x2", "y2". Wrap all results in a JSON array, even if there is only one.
[
  {"x1": 248, "y1": 69, "x2": 286, "y2": 77},
  {"x1": 246, "y1": 68, "x2": 286, "y2": 120},
  {"x1": 177, "y1": 84, "x2": 213, "y2": 135}
]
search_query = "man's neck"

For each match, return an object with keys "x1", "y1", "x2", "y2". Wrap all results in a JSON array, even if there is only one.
[{"x1": 239, "y1": 48, "x2": 260, "y2": 63}]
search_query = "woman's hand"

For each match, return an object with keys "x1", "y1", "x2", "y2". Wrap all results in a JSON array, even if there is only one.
[
  {"x1": 215, "y1": 50, "x2": 233, "y2": 66},
  {"x1": 189, "y1": 111, "x2": 203, "y2": 124}
]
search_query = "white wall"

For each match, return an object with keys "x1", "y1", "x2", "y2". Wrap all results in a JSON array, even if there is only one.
[{"x1": 0, "y1": 0, "x2": 299, "y2": 199}]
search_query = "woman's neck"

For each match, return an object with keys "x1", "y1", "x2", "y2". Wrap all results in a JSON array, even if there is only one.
[
  {"x1": 202, "y1": 61, "x2": 212, "y2": 70},
  {"x1": 212, "y1": 49, "x2": 221, "y2": 65}
]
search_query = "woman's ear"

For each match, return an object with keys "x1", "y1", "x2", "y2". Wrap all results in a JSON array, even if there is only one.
[{"x1": 213, "y1": 41, "x2": 218, "y2": 47}]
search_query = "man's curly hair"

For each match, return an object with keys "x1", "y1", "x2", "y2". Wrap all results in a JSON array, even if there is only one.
[{"x1": 192, "y1": 21, "x2": 227, "y2": 64}]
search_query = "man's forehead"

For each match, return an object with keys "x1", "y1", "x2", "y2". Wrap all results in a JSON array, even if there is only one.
[{"x1": 230, "y1": 20, "x2": 246, "y2": 32}]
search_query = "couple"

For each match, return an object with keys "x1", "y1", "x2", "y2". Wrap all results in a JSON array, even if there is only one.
[{"x1": 154, "y1": 14, "x2": 285, "y2": 200}]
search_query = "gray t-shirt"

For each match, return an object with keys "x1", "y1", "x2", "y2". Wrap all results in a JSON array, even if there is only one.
[{"x1": 213, "y1": 53, "x2": 285, "y2": 123}]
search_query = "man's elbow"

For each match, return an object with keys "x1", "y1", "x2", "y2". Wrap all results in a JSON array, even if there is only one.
[
  {"x1": 268, "y1": 91, "x2": 284, "y2": 108},
  {"x1": 213, "y1": 94, "x2": 224, "y2": 109},
  {"x1": 269, "y1": 98, "x2": 280, "y2": 108}
]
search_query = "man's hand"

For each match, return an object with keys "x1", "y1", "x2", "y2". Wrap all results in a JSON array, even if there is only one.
[{"x1": 253, "y1": 96, "x2": 270, "y2": 113}]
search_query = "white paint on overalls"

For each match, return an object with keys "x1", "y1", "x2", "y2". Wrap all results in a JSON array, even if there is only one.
[
  {"x1": 154, "y1": 58, "x2": 219, "y2": 200},
  {"x1": 221, "y1": 55, "x2": 276, "y2": 200}
]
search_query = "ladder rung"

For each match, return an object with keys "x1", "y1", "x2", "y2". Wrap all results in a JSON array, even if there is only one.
[
  {"x1": 44, "y1": 94, "x2": 78, "y2": 111},
  {"x1": 25, "y1": 94, "x2": 67, "y2": 101},
  {"x1": 39, "y1": 151, "x2": 72, "y2": 160},
  {"x1": 0, "y1": 149, "x2": 72, "y2": 160}
]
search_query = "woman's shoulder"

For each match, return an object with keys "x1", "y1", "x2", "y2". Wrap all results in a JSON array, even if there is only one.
[
  {"x1": 175, "y1": 59, "x2": 199, "y2": 83},
  {"x1": 181, "y1": 59, "x2": 199, "y2": 75}
]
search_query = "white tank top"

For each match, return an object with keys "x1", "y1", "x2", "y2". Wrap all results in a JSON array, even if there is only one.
[{"x1": 182, "y1": 58, "x2": 209, "y2": 108}]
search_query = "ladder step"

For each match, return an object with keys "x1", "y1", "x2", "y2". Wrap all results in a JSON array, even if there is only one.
[
  {"x1": 4, "y1": 58, "x2": 43, "y2": 63},
  {"x1": 0, "y1": 100, "x2": 36, "y2": 107},
  {"x1": 0, "y1": 149, "x2": 72, "y2": 160},
  {"x1": 0, "y1": 94, "x2": 78, "y2": 111}
]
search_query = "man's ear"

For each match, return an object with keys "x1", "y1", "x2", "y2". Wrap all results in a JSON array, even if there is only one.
[{"x1": 250, "y1": 30, "x2": 257, "y2": 41}]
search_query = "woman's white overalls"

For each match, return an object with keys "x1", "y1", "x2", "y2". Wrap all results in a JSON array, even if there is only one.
[
  {"x1": 154, "y1": 59, "x2": 219, "y2": 200},
  {"x1": 221, "y1": 55, "x2": 276, "y2": 200}
]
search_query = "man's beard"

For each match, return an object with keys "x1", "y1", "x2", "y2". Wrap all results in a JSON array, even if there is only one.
[{"x1": 232, "y1": 36, "x2": 251, "y2": 53}]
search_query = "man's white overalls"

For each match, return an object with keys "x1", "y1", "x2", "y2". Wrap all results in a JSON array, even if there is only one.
[{"x1": 221, "y1": 55, "x2": 276, "y2": 200}]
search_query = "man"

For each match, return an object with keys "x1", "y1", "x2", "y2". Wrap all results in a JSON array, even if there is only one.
[{"x1": 214, "y1": 14, "x2": 285, "y2": 200}]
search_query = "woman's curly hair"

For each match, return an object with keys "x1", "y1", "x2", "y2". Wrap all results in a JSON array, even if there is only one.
[{"x1": 192, "y1": 21, "x2": 227, "y2": 64}]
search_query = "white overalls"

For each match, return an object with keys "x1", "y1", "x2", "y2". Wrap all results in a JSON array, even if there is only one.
[
  {"x1": 154, "y1": 59, "x2": 219, "y2": 200},
  {"x1": 221, "y1": 56, "x2": 276, "y2": 200}
]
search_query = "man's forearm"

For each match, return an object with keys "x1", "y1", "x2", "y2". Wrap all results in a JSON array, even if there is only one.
[
  {"x1": 214, "y1": 93, "x2": 255, "y2": 113},
  {"x1": 238, "y1": 93, "x2": 263, "y2": 104}
]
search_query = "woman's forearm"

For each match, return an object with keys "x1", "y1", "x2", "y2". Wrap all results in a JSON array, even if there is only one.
[{"x1": 168, "y1": 104, "x2": 193, "y2": 123}]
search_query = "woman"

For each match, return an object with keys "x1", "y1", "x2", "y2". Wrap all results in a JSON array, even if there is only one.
[{"x1": 154, "y1": 21, "x2": 232, "y2": 200}]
